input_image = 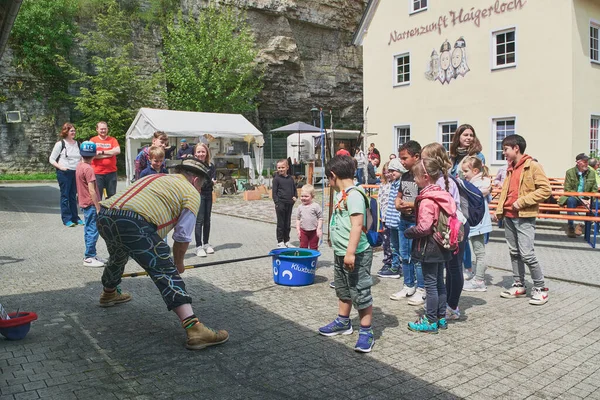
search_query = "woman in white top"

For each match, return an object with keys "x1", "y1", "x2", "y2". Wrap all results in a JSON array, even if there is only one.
[{"x1": 49, "y1": 123, "x2": 82, "y2": 227}]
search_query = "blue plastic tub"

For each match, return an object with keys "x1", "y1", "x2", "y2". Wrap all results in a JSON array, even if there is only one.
[
  {"x1": 0, "y1": 312, "x2": 38, "y2": 340},
  {"x1": 269, "y1": 248, "x2": 321, "y2": 286}
]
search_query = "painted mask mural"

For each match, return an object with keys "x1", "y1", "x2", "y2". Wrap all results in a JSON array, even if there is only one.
[
  {"x1": 424, "y1": 50, "x2": 439, "y2": 81},
  {"x1": 425, "y1": 37, "x2": 469, "y2": 85}
]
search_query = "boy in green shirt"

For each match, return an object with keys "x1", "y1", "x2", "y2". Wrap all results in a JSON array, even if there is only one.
[{"x1": 318, "y1": 155, "x2": 374, "y2": 353}]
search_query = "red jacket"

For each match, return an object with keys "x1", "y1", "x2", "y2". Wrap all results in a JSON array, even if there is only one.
[{"x1": 405, "y1": 184, "x2": 457, "y2": 263}]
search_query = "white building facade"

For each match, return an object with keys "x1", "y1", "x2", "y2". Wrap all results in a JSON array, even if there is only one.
[{"x1": 353, "y1": 0, "x2": 600, "y2": 177}]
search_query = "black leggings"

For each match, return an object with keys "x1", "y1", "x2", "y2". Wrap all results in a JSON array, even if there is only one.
[
  {"x1": 275, "y1": 202, "x2": 294, "y2": 243},
  {"x1": 194, "y1": 195, "x2": 213, "y2": 247},
  {"x1": 446, "y1": 223, "x2": 470, "y2": 310}
]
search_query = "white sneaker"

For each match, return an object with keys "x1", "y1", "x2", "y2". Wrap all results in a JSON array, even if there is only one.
[
  {"x1": 463, "y1": 270, "x2": 474, "y2": 280},
  {"x1": 196, "y1": 246, "x2": 207, "y2": 257},
  {"x1": 463, "y1": 279, "x2": 487, "y2": 292},
  {"x1": 284, "y1": 242, "x2": 292, "y2": 248},
  {"x1": 389, "y1": 285, "x2": 416, "y2": 301},
  {"x1": 83, "y1": 257, "x2": 104, "y2": 268},
  {"x1": 94, "y1": 255, "x2": 108, "y2": 264},
  {"x1": 277, "y1": 242, "x2": 286, "y2": 248},
  {"x1": 529, "y1": 287, "x2": 549, "y2": 305},
  {"x1": 204, "y1": 244, "x2": 215, "y2": 254},
  {"x1": 407, "y1": 288, "x2": 426, "y2": 306}
]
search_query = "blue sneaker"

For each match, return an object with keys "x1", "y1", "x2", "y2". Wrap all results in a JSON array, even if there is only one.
[
  {"x1": 407, "y1": 316, "x2": 438, "y2": 334},
  {"x1": 354, "y1": 329, "x2": 375, "y2": 353},
  {"x1": 329, "y1": 281, "x2": 335, "y2": 289},
  {"x1": 376, "y1": 265, "x2": 390, "y2": 275},
  {"x1": 438, "y1": 318, "x2": 448, "y2": 330},
  {"x1": 77, "y1": 219, "x2": 84, "y2": 226},
  {"x1": 377, "y1": 266, "x2": 400, "y2": 279},
  {"x1": 65, "y1": 221, "x2": 76, "y2": 227},
  {"x1": 318, "y1": 318, "x2": 353, "y2": 337}
]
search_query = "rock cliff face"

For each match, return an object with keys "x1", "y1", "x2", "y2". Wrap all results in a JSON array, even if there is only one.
[
  {"x1": 205, "y1": 0, "x2": 367, "y2": 131},
  {"x1": 0, "y1": 0, "x2": 366, "y2": 173}
]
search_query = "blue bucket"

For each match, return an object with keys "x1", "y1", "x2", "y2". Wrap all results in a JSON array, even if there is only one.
[{"x1": 269, "y1": 248, "x2": 321, "y2": 286}]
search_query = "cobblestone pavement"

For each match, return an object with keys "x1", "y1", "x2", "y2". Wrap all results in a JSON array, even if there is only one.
[{"x1": 2, "y1": 183, "x2": 600, "y2": 399}]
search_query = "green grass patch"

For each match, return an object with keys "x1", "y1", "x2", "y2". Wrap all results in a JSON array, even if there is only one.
[{"x1": 0, "y1": 173, "x2": 57, "y2": 181}]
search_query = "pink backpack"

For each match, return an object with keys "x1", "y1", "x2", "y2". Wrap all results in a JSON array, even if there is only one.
[{"x1": 432, "y1": 204, "x2": 464, "y2": 254}]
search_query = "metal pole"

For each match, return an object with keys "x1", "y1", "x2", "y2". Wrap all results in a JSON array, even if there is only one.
[
  {"x1": 320, "y1": 108, "x2": 326, "y2": 246},
  {"x1": 269, "y1": 132, "x2": 273, "y2": 177}
]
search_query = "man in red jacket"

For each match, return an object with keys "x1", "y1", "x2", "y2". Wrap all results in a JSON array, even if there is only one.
[{"x1": 90, "y1": 121, "x2": 120, "y2": 199}]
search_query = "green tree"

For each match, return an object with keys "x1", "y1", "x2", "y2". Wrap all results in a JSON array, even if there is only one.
[
  {"x1": 66, "y1": 1, "x2": 164, "y2": 143},
  {"x1": 9, "y1": 0, "x2": 78, "y2": 103},
  {"x1": 162, "y1": 5, "x2": 263, "y2": 113}
]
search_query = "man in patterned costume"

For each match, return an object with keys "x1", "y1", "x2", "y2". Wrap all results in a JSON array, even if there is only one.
[{"x1": 96, "y1": 158, "x2": 228, "y2": 350}]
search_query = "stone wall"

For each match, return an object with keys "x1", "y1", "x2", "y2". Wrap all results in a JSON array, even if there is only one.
[
  {"x1": 0, "y1": 47, "x2": 65, "y2": 174},
  {"x1": 0, "y1": 0, "x2": 366, "y2": 174}
]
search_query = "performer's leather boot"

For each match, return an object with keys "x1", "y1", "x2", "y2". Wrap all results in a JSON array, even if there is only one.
[
  {"x1": 99, "y1": 287, "x2": 132, "y2": 307},
  {"x1": 184, "y1": 322, "x2": 229, "y2": 350}
]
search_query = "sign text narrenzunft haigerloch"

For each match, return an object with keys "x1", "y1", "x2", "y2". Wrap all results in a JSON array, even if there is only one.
[{"x1": 388, "y1": 0, "x2": 526, "y2": 45}]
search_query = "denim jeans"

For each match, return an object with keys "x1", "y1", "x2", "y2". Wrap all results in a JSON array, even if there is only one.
[
  {"x1": 422, "y1": 262, "x2": 447, "y2": 324},
  {"x1": 96, "y1": 172, "x2": 118, "y2": 200},
  {"x1": 463, "y1": 241, "x2": 472, "y2": 269},
  {"x1": 566, "y1": 196, "x2": 581, "y2": 227},
  {"x1": 194, "y1": 195, "x2": 213, "y2": 247},
  {"x1": 82, "y1": 206, "x2": 99, "y2": 258},
  {"x1": 446, "y1": 223, "x2": 470, "y2": 310},
  {"x1": 356, "y1": 168, "x2": 364, "y2": 185},
  {"x1": 503, "y1": 217, "x2": 545, "y2": 288},
  {"x1": 56, "y1": 169, "x2": 79, "y2": 225},
  {"x1": 394, "y1": 219, "x2": 424, "y2": 288}
]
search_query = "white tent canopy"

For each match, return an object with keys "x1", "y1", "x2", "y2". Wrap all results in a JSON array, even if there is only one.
[{"x1": 125, "y1": 108, "x2": 264, "y2": 183}]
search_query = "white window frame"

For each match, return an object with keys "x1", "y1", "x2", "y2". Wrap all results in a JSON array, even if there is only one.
[
  {"x1": 409, "y1": 0, "x2": 428, "y2": 15},
  {"x1": 491, "y1": 27, "x2": 517, "y2": 70},
  {"x1": 491, "y1": 117, "x2": 517, "y2": 164},
  {"x1": 591, "y1": 20, "x2": 600, "y2": 64},
  {"x1": 437, "y1": 121, "x2": 458, "y2": 153},
  {"x1": 591, "y1": 115, "x2": 600, "y2": 155},
  {"x1": 394, "y1": 124, "x2": 411, "y2": 153},
  {"x1": 393, "y1": 52, "x2": 411, "y2": 87}
]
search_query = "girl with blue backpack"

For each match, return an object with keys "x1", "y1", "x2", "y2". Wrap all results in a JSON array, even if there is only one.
[{"x1": 449, "y1": 124, "x2": 486, "y2": 280}]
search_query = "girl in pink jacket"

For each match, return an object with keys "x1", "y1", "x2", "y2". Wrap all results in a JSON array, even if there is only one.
[{"x1": 405, "y1": 158, "x2": 459, "y2": 334}]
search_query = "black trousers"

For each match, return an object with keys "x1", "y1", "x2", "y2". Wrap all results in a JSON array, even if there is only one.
[
  {"x1": 96, "y1": 172, "x2": 118, "y2": 199},
  {"x1": 275, "y1": 202, "x2": 294, "y2": 243},
  {"x1": 194, "y1": 195, "x2": 213, "y2": 247}
]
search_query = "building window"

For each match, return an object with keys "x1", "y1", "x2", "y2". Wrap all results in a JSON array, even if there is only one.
[
  {"x1": 492, "y1": 28, "x2": 516, "y2": 69},
  {"x1": 395, "y1": 126, "x2": 410, "y2": 150},
  {"x1": 439, "y1": 122, "x2": 458, "y2": 152},
  {"x1": 394, "y1": 53, "x2": 410, "y2": 86},
  {"x1": 592, "y1": 116, "x2": 600, "y2": 155},
  {"x1": 410, "y1": 0, "x2": 427, "y2": 14},
  {"x1": 591, "y1": 22, "x2": 599, "y2": 63},
  {"x1": 493, "y1": 118, "x2": 516, "y2": 163}
]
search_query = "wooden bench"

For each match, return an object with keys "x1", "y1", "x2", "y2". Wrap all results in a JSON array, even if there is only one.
[{"x1": 490, "y1": 183, "x2": 600, "y2": 248}]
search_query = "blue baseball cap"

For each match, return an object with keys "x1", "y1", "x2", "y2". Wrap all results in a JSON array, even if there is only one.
[
  {"x1": 180, "y1": 139, "x2": 187, "y2": 143},
  {"x1": 80, "y1": 141, "x2": 97, "y2": 157}
]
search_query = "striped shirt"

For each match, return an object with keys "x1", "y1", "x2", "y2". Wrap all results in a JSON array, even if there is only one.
[
  {"x1": 385, "y1": 180, "x2": 401, "y2": 228},
  {"x1": 101, "y1": 174, "x2": 201, "y2": 238}
]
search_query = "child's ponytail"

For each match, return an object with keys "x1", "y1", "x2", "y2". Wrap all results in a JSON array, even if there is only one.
[{"x1": 441, "y1": 165, "x2": 450, "y2": 192}]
